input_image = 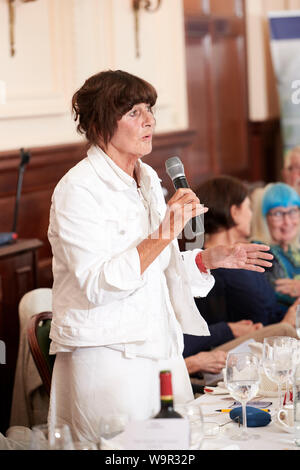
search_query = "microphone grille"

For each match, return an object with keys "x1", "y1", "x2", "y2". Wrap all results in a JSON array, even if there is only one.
[{"x1": 165, "y1": 156, "x2": 185, "y2": 180}]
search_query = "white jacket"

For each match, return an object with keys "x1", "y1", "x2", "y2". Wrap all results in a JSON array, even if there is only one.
[{"x1": 48, "y1": 146, "x2": 213, "y2": 357}]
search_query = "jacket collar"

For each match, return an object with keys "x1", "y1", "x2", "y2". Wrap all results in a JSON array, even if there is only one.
[{"x1": 87, "y1": 145, "x2": 153, "y2": 193}]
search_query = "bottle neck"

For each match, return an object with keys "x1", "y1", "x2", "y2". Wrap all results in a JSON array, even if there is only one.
[
  {"x1": 160, "y1": 397, "x2": 174, "y2": 410},
  {"x1": 159, "y1": 371, "x2": 174, "y2": 408}
]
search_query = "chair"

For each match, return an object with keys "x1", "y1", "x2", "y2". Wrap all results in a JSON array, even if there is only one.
[
  {"x1": 27, "y1": 311, "x2": 54, "y2": 397},
  {"x1": 190, "y1": 376, "x2": 205, "y2": 397},
  {"x1": 10, "y1": 288, "x2": 52, "y2": 427}
]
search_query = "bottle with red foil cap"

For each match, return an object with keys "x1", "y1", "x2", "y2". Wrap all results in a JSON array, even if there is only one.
[{"x1": 154, "y1": 370, "x2": 183, "y2": 419}]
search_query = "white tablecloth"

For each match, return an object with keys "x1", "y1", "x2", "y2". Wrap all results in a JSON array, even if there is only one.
[
  {"x1": 2, "y1": 392, "x2": 300, "y2": 451},
  {"x1": 194, "y1": 392, "x2": 300, "y2": 451}
]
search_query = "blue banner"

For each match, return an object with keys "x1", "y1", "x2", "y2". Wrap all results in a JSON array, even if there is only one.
[
  {"x1": 268, "y1": 12, "x2": 300, "y2": 155},
  {"x1": 270, "y1": 16, "x2": 300, "y2": 40}
]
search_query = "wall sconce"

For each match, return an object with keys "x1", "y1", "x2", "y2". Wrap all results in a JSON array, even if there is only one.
[
  {"x1": 132, "y1": 0, "x2": 162, "y2": 58},
  {"x1": 8, "y1": 0, "x2": 37, "y2": 57}
]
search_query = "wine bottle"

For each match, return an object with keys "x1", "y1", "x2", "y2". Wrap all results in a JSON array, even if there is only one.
[{"x1": 154, "y1": 370, "x2": 183, "y2": 419}]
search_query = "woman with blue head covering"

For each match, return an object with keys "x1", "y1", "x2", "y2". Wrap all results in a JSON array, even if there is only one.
[{"x1": 258, "y1": 183, "x2": 300, "y2": 308}]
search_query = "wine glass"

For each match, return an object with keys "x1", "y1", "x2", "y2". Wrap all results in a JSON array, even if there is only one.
[
  {"x1": 5, "y1": 426, "x2": 32, "y2": 450},
  {"x1": 286, "y1": 337, "x2": 300, "y2": 404},
  {"x1": 225, "y1": 352, "x2": 260, "y2": 441},
  {"x1": 175, "y1": 403, "x2": 204, "y2": 449},
  {"x1": 262, "y1": 336, "x2": 296, "y2": 411},
  {"x1": 99, "y1": 414, "x2": 128, "y2": 450},
  {"x1": 30, "y1": 423, "x2": 74, "y2": 450},
  {"x1": 73, "y1": 441, "x2": 98, "y2": 450},
  {"x1": 296, "y1": 306, "x2": 300, "y2": 339}
]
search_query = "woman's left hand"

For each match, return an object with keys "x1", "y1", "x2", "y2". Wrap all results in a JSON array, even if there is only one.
[{"x1": 201, "y1": 243, "x2": 273, "y2": 272}]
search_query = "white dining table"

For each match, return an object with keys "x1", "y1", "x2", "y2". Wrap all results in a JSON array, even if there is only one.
[
  {"x1": 2, "y1": 391, "x2": 300, "y2": 451},
  {"x1": 194, "y1": 391, "x2": 300, "y2": 451}
]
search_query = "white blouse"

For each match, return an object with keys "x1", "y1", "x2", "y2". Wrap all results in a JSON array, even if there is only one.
[{"x1": 48, "y1": 146, "x2": 213, "y2": 359}]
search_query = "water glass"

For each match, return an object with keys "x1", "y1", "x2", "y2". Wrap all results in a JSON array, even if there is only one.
[
  {"x1": 6, "y1": 426, "x2": 32, "y2": 449},
  {"x1": 262, "y1": 336, "x2": 297, "y2": 410},
  {"x1": 294, "y1": 363, "x2": 300, "y2": 446},
  {"x1": 296, "y1": 306, "x2": 300, "y2": 339},
  {"x1": 99, "y1": 414, "x2": 128, "y2": 449},
  {"x1": 73, "y1": 441, "x2": 98, "y2": 450},
  {"x1": 225, "y1": 352, "x2": 260, "y2": 441},
  {"x1": 30, "y1": 423, "x2": 74, "y2": 450},
  {"x1": 175, "y1": 403, "x2": 204, "y2": 449}
]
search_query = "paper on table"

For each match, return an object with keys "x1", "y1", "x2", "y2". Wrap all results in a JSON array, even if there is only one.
[
  {"x1": 123, "y1": 419, "x2": 190, "y2": 450},
  {"x1": 204, "y1": 385, "x2": 229, "y2": 395},
  {"x1": 203, "y1": 338, "x2": 256, "y2": 386}
]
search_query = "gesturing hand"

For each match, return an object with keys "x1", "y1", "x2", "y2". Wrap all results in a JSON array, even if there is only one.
[{"x1": 201, "y1": 242, "x2": 273, "y2": 272}]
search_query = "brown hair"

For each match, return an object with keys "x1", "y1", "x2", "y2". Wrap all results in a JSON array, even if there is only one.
[
  {"x1": 196, "y1": 176, "x2": 249, "y2": 234},
  {"x1": 71, "y1": 70, "x2": 157, "y2": 147}
]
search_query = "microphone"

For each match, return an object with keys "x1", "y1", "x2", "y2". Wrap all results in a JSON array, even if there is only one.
[
  {"x1": 165, "y1": 156, "x2": 204, "y2": 241},
  {"x1": 0, "y1": 148, "x2": 30, "y2": 247},
  {"x1": 11, "y1": 148, "x2": 31, "y2": 234}
]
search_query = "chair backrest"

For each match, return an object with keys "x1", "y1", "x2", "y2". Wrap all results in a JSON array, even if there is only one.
[
  {"x1": 19, "y1": 288, "x2": 52, "y2": 327},
  {"x1": 27, "y1": 311, "x2": 54, "y2": 396}
]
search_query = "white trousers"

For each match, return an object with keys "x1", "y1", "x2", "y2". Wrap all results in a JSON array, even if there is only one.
[{"x1": 48, "y1": 346, "x2": 193, "y2": 443}]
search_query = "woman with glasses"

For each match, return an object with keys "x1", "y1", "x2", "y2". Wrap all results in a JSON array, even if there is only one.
[{"x1": 252, "y1": 182, "x2": 300, "y2": 310}]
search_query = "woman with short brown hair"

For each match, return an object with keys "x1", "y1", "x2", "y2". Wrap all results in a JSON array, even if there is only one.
[{"x1": 72, "y1": 70, "x2": 157, "y2": 147}]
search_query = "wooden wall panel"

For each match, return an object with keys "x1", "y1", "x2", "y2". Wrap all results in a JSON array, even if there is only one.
[
  {"x1": 183, "y1": 0, "x2": 251, "y2": 182},
  {"x1": 210, "y1": 0, "x2": 242, "y2": 15},
  {"x1": 249, "y1": 119, "x2": 282, "y2": 183},
  {"x1": 183, "y1": 0, "x2": 283, "y2": 184},
  {"x1": 0, "y1": 239, "x2": 42, "y2": 433},
  {"x1": 211, "y1": 16, "x2": 249, "y2": 175},
  {"x1": 184, "y1": 18, "x2": 218, "y2": 182}
]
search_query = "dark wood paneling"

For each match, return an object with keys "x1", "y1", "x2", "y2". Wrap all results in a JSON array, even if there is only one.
[
  {"x1": 211, "y1": 15, "x2": 249, "y2": 175},
  {"x1": 183, "y1": 0, "x2": 209, "y2": 16},
  {"x1": 0, "y1": 144, "x2": 86, "y2": 287},
  {"x1": 210, "y1": 0, "x2": 242, "y2": 16},
  {"x1": 249, "y1": 119, "x2": 282, "y2": 183},
  {"x1": 0, "y1": 239, "x2": 42, "y2": 433},
  {"x1": 147, "y1": 129, "x2": 196, "y2": 195},
  {"x1": 185, "y1": 18, "x2": 217, "y2": 182},
  {"x1": 183, "y1": 0, "x2": 250, "y2": 182}
]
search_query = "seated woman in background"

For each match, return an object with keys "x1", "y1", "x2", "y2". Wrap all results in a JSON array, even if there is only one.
[
  {"x1": 191, "y1": 176, "x2": 300, "y2": 327},
  {"x1": 252, "y1": 182, "x2": 300, "y2": 308},
  {"x1": 183, "y1": 176, "x2": 299, "y2": 382},
  {"x1": 282, "y1": 145, "x2": 300, "y2": 195}
]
